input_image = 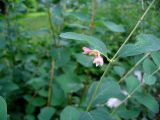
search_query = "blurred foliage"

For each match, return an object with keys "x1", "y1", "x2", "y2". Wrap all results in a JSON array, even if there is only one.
[{"x1": 0, "y1": 0, "x2": 160, "y2": 120}]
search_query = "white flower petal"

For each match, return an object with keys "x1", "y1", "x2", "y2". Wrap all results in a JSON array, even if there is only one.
[{"x1": 106, "y1": 98, "x2": 122, "y2": 108}]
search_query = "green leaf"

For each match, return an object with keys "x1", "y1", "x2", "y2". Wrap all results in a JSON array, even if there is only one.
[
  {"x1": 143, "y1": 58, "x2": 157, "y2": 74},
  {"x1": 60, "y1": 106, "x2": 80, "y2": 120},
  {"x1": 56, "y1": 72, "x2": 84, "y2": 94},
  {"x1": 151, "y1": 51, "x2": 160, "y2": 66},
  {"x1": 79, "y1": 108, "x2": 113, "y2": 120},
  {"x1": 143, "y1": 73, "x2": 156, "y2": 85},
  {"x1": 51, "y1": 48, "x2": 71, "y2": 68},
  {"x1": 31, "y1": 97, "x2": 46, "y2": 107},
  {"x1": 84, "y1": 78, "x2": 123, "y2": 107},
  {"x1": 24, "y1": 115, "x2": 35, "y2": 120},
  {"x1": 38, "y1": 107, "x2": 55, "y2": 120},
  {"x1": 75, "y1": 53, "x2": 93, "y2": 67},
  {"x1": 67, "y1": 23, "x2": 89, "y2": 30},
  {"x1": 59, "y1": 32, "x2": 107, "y2": 54},
  {"x1": 134, "y1": 93, "x2": 159, "y2": 113},
  {"x1": 0, "y1": 38, "x2": 6, "y2": 49},
  {"x1": 0, "y1": 96, "x2": 7, "y2": 120},
  {"x1": 51, "y1": 83, "x2": 65, "y2": 106},
  {"x1": 113, "y1": 66, "x2": 125, "y2": 77},
  {"x1": 103, "y1": 21, "x2": 125, "y2": 32},
  {"x1": 0, "y1": 80, "x2": 19, "y2": 95},
  {"x1": 64, "y1": 12, "x2": 90, "y2": 22},
  {"x1": 125, "y1": 76, "x2": 140, "y2": 94},
  {"x1": 118, "y1": 34, "x2": 160, "y2": 57},
  {"x1": 27, "y1": 77, "x2": 47, "y2": 90},
  {"x1": 38, "y1": 89, "x2": 48, "y2": 97},
  {"x1": 116, "y1": 106, "x2": 140, "y2": 119},
  {"x1": 25, "y1": 104, "x2": 35, "y2": 114}
]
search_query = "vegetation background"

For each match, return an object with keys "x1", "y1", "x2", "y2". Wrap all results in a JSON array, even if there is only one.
[{"x1": 0, "y1": 0, "x2": 160, "y2": 120}]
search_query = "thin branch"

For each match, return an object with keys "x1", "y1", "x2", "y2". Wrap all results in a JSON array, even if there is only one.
[{"x1": 151, "y1": 66, "x2": 160, "y2": 76}]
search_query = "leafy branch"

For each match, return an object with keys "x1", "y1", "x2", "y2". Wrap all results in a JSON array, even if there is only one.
[
  {"x1": 86, "y1": 0, "x2": 156, "y2": 112},
  {"x1": 111, "y1": 65, "x2": 160, "y2": 115}
]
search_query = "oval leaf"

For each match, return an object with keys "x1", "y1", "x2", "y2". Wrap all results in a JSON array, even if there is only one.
[
  {"x1": 103, "y1": 21, "x2": 125, "y2": 32},
  {"x1": 60, "y1": 32, "x2": 107, "y2": 54},
  {"x1": 134, "y1": 93, "x2": 159, "y2": 113},
  {"x1": 144, "y1": 73, "x2": 157, "y2": 85},
  {"x1": 75, "y1": 53, "x2": 93, "y2": 67},
  {"x1": 38, "y1": 107, "x2": 55, "y2": 120},
  {"x1": 60, "y1": 106, "x2": 80, "y2": 120}
]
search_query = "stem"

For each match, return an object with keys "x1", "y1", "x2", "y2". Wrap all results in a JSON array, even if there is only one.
[
  {"x1": 85, "y1": 0, "x2": 155, "y2": 111},
  {"x1": 47, "y1": 60, "x2": 55, "y2": 106},
  {"x1": 118, "y1": 53, "x2": 150, "y2": 83},
  {"x1": 90, "y1": 0, "x2": 95, "y2": 30},
  {"x1": 101, "y1": 53, "x2": 112, "y2": 62},
  {"x1": 151, "y1": 67, "x2": 160, "y2": 76}
]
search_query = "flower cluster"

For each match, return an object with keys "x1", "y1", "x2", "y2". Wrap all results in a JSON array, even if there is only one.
[{"x1": 82, "y1": 47, "x2": 104, "y2": 67}]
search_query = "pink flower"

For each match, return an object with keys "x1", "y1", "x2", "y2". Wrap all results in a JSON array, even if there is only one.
[
  {"x1": 82, "y1": 47, "x2": 104, "y2": 67},
  {"x1": 82, "y1": 47, "x2": 92, "y2": 55},
  {"x1": 93, "y1": 56, "x2": 104, "y2": 67}
]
